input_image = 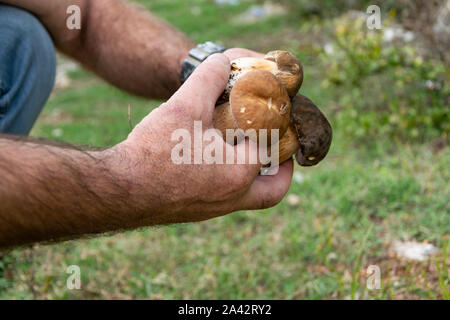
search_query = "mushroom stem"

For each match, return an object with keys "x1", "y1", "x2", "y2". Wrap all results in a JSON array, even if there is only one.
[
  {"x1": 212, "y1": 102, "x2": 243, "y2": 144},
  {"x1": 278, "y1": 125, "x2": 300, "y2": 164}
]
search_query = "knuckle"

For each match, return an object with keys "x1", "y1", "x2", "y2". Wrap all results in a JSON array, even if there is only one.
[
  {"x1": 218, "y1": 169, "x2": 249, "y2": 195},
  {"x1": 222, "y1": 174, "x2": 240, "y2": 194},
  {"x1": 232, "y1": 167, "x2": 254, "y2": 191},
  {"x1": 164, "y1": 101, "x2": 191, "y2": 119}
]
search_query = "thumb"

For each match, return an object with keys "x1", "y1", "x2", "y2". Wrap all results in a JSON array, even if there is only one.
[{"x1": 168, "y1": 53, "x2": 230, "y2": 122}]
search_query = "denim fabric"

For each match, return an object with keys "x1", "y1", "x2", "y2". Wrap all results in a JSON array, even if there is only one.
[{"x1": 0, "y1": 4, "x2": 56, "y2": 135}]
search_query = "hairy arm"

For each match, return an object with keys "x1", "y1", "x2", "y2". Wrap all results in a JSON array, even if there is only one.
[
  {"x1": 0, "y1": 134, "x2": 177, "y2": 247},
  {"x1": 0, "y1": 54, "x2": 293, "y2": 249},
  {"x1": 0, "y1": 135, "x2": 132, "y2": 247},
  {"x1": 1, "y1": 0, "x2": 195, "y2": 99}
]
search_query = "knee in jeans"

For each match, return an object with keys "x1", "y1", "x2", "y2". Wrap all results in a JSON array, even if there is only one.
[
  {"x1": 0, "y1": 5, "x2": 57, "y2": 134},
  {"x1": 0, "y1": 5, "x2": 56, "y2": 90}
]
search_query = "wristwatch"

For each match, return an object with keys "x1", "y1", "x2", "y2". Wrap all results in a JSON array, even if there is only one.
[{"x1": 180, "y1": 41, "x2": 227, "y2": 83}]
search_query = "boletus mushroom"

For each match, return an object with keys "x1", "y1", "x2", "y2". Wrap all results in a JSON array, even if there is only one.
[
  {"x1": 211, "y1": 49, "x2": 332, "y2": 168},
  {"x1": 278, "y1": 94, "x2": 332, "y2": 166},
  {"x1": 218, "y1": 50, "x2": 303, "y2": 104},
  {"x1": 213, "y1": 69, "x2": 291, "y2": 145}
]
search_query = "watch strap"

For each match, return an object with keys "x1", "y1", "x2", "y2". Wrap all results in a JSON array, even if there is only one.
[{"x1": 180, "y1": 42, "x2": 227, "y2": 83}]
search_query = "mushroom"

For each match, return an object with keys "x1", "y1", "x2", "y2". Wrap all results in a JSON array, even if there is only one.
[
  {"x1": 213, "y1": 69, "x2": 291, "y2": 145},
  {"x1": 278, "y1": 94, "x2": 332, "y2": 166},
  {"x1": 211, "y1": 50, "x2": 331, "y2": 167},
  {"x1": 218, "y1": 50, "x2": 303, "y2": 104},
  {"x1": 264, "y1": 50, "x2": 304, "y2": 97}
]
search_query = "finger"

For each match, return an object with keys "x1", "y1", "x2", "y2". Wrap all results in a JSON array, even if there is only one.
[
  {"x1": 230, "y1": 137, "x2": 262, "y2": 178},
  {"x1": 168, "y1": 160, "x2": 293, "y2": 221},
  {"x1": 212, "y1": 137, "x2": 261, "y2": 201},
  {"x1": 224, "y1": 48, "x2": 265, "y2": 60},
  {"x1": 237, "y1": 159, "x2": 294, "y2": 210},
  {"x1": 168, "y1": 53, "x2": 230, "y2": 122}
]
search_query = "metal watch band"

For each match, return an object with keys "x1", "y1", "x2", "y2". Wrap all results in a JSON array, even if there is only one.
[{"x1": 180, "y1": 41, "x2": 227, "y2": 83}]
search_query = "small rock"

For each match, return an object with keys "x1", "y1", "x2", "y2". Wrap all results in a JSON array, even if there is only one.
[
  {"x1": 215, "y1": 0, "x2": 240, "y2": 6},
  {"x1": 323, "y1": 43, "x2": 334, "y2": 55},
  {"x1": 425, "y1": 79, "x2": 442, "y2": 91},
  {"x1": 383, "y1": 27, "x2": 415, "y2": 42},
  {"x1": 233, "y1": 2, "x2": 286, "y2": 24},
  {"x1": 191, "y1": 6, "x2": 202, "y2": 16},
  {"x1": 293, "y1": 171, "x2": 304, "y2": 184},
  {"x1": 391, "y1": 240, "x2": 438, "y2": 261},
  {"x1": 327, "y1": 252, "x2": 338, "y2": 262},
  {"x1": 51, "y1": 128, "x2": 63, "y2": 138},
  {"x1": 286, "y1": 194, "x2": 300, "y2": 207},
  {"x1": 54, "y1": 59, "x2": 79, "y2": 89}
]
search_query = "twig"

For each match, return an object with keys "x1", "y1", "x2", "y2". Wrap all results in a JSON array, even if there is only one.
[{"x1": 128, "y1": 104, "x2": 133, "y2": 131}]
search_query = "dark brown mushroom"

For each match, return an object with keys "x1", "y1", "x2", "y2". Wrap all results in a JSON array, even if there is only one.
[{"x1": 278, "y1": 94, "x2": 332, "y2": 166}]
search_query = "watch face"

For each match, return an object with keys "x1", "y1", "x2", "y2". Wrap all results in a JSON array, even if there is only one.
[
  {"x1": 199, "y1": 41, "x2": 226, "y2": 55},
  {"x1": 190, "y1": 48, "x2": 210, "y2": 61},
  {"x1": 180, "y1": 42, "x2": 227, "y2": 83}
]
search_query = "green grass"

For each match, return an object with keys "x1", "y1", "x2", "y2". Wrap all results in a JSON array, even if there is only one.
[{"x1": 0, "y1": 0, "x2": 448, "y2": 299}]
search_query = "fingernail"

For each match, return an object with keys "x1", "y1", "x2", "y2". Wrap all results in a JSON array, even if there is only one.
[{"x1": 206, "y1": 53, "x2": 229, "y2": 66}]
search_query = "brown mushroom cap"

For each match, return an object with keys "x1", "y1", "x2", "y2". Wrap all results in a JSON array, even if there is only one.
[
  {"x1": 264, "y1": 50, "x2": 303, "y2": 97},
  {"x1": 216, "y1": 69, "x2": 291, "y2": 145},
  {"x1": 218, "y1": 58, "x2": 278, "y2": 104},
  {"x1": 230, "y1": 69, "x2": 291, "y2": 144},
  {"x1": 290, "y1": 94, "x2": 332, "y2": 166},
  {"x1": 218, "y1": 51, "x2": 303, "y2": 103},
  {"x1": 274, "y1": 94, "x2": 332, "y2": 166}
]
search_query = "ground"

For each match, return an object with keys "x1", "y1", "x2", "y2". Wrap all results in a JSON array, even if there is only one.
[{"x1": 0, "y1": 0, "x2": 448, "y2": 299}]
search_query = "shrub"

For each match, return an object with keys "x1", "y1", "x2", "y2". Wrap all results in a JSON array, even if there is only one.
[{"x1": 320, "y1": 17, "x2": 449, "y2": 142}]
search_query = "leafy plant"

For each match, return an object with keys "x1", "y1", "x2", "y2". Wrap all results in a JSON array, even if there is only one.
[{"x1": 320, "y1": 17, "x2": 449, "y2": 142}]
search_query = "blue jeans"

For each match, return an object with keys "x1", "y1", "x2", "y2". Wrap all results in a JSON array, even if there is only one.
[{"x1": 0, "y1": 4, "x2": 56, "y2": 135}]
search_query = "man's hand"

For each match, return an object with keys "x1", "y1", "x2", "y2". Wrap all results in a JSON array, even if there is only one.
[
  {"x1": 0, "y1": 53, "x2": 293, "y2": 248},
  {"x1": 0, "y1": 0, "x2": 291, "y2": 247},
  {"x1": 106, "y1": 53, "x2": 293, "y2": 225}
]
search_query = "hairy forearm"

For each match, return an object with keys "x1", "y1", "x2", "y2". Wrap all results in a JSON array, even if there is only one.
[
  {"x1": 0, "y1": 135, "x2": 133, "y2": 247},
  {"x1": 2, "y1": 0, "x2": 195, "y2": 99},
  {"x1": 0, "y1": 53, "x2": 293, "y2": 248},
  {"x1": 76, "y1": 0, "x2": 195, "y2": 98}
]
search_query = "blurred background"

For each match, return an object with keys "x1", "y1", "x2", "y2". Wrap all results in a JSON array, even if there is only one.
[{"x1": 0, "y1": 0, "x2": 449, "y2": 299}]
